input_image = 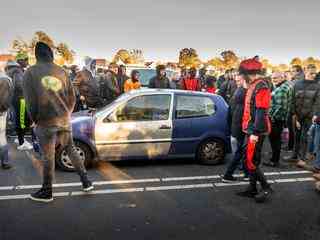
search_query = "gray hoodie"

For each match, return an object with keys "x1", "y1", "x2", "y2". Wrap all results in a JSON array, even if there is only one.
[
  {"x1": 23, "y1": 42, "x2": 76, "y2": 128},
  {"x1": 5, "y1": 60, "x2": 24, "y2": 107}
]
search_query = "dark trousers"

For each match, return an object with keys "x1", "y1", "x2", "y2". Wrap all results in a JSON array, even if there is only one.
[
  {"x1": 244, "y1": 135, "x2": 269, "y2": 190},
  {"x1": 14, "y1": 99, "x2": 31, "y2": 145},
  {"x1": 224, "y1": 134, "x2": 248, "y2": 177},
  {"x1": 287, "y1": 115, "x2": 295, "y2": 150},
  {"x1": 35, "y1": 126, "x2": 88, "y2": 189},
  {"x1": 269, "y1": 120, "x2": 285, "y2": 163},
  {"x1": 294, "y1": 118, "x2": 312, "y2": 161}
]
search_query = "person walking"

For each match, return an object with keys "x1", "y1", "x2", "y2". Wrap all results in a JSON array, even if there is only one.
[
  {"x1": 23, "y1": 42, "x2": 94, "y2": 203},
  {"x1": 236, "y1": 58, "x2": 273, "y2": 203},
  {"x1": 0, "y1": 71, "x2": 13, "y2": 169},
  {"x1": 222, "y1": 74, "x2": 248, "y2": 182},
  {"x1": 263, "y1": 72, "x2": 292, "y2": 167}
]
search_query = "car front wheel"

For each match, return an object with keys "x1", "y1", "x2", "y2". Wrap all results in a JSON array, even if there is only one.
[
  {"x1": 197, "y1": 139, "x2": 226, "y2": 165},
  {"x1": 55, "y1": 142, "x2": 93, "y2": 172}
]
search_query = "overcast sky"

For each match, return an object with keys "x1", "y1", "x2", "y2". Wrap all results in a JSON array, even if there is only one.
[{"x1": 0, "y1": 0, "x2": 319, "y2": 63}]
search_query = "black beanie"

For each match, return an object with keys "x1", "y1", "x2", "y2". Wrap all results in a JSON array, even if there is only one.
[{"x1": 35, "y1": 42, "x2": 54, "y2": 63}]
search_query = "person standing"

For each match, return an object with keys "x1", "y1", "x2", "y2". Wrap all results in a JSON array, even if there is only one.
[
  {"x1": 74, "y1": 57, "x2": 103, "y2": 109},
  {"x1": 181, "y1": 67, "x2": 201, "y2": 91},
  {"x1": 100, "y1": 70, "x2": 121, "y2": 106},
  {"x1": 23, "y1": 42, "x2": 94, "y2": 203},
  {"x1": 289, "y1": 64, "x2": 320, "y2": 166},
  {"x1": 149, "y1": 65, "x2": 171, "y2": 89},
  {"x1": 117, "y1": 65, "x2": 129, "y2": 94},
  {"x1": 5, "y1": 57, "x2": 33, "y2": 150},
  {"x1": 236, "y1": 58, "x2": 273, "y2": 203},
  {"x1": 263, "y1": 72, "x2": 292, "y2": 167},
  {"x1": 219, "y1": 69, "x2": 238, "y2": 104},
  {"x1": 124, "y1": 70, "x2": 141, "y2": 93},
  {"x1": 0, "y1": 71, "x2": 13, "y2": 169}
]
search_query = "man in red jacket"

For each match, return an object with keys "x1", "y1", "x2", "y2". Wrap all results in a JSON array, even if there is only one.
[
  {"x1": 236, "y1": 58, "x2": 273, "y2": 203},
  {"x1": 181, "y1": 67, "x2": 201, "y2": 91}
]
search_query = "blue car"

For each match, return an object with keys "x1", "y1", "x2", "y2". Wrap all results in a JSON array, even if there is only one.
[{"x1": 55, "y1": 89, "x2": 231, "y2": 171}]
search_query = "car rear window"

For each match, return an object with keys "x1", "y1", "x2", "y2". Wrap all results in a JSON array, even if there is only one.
[{"x1": 176, "y1": 95, "x2": 215, "y2": 119}]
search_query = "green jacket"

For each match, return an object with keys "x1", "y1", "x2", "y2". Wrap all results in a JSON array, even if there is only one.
[{"x1": 269, "y1": 81, "x2": 293, "y2": 122}]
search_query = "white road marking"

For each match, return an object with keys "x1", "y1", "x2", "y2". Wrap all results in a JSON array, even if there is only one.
[
  {"x1": 71, "y1": 188, "x2": 144, "y2": 196},
  {"x1": 146, "y1": 183, "x2": 213, "y2": 191},
  {"x1": 0, "y1": 177, "x2": 315, "y2": 201},
  {"x1": 280, "y1": 171, "x2": 310, "y2": 175},
  {"x1": 162, "y1": 175, "x2": 220, "y2": 182},
  {"x1": 93, "y1": 178, "x2": 160, "y2": 186}
]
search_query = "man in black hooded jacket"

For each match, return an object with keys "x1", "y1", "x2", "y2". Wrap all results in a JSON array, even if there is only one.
[
  {"x1": 148, "y1": 65, "x2": 171, "y2": 89},
  {"x1": 23, "y1": 42, "x2": 94, "y2": 203}
]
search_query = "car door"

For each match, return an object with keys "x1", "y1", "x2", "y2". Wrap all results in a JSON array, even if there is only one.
[
  {"x1": 95, "y1": 93, "x2": 173, "y2": 160},
  {"x1": 171, "y1": 94, "x2": 216, "y2": 156}
]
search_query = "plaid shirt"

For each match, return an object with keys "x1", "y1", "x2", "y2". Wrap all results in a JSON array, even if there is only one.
[{"x1": 269, "y1": 81, "x2": 293, "y2": 122}]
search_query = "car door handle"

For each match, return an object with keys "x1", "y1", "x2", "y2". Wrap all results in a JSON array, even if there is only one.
[{"x1": 159, "y1": 125, "x2": 171, "y2": 130}]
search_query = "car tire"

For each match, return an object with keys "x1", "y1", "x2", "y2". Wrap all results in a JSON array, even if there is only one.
[
  {"x1": 55, "y1": 141, "x2": 93, "y2": 172},
  {"x1": 197, "y1": 139, "x2": 226, "y2": 165}
]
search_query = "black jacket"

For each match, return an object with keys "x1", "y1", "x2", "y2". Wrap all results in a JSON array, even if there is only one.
[
  {"x1": 149, "y1": 76, "x2": 171, "y2": 89},
  {"x1": 6, "y1": 65, "x2": 24, "y2": 107},
  {"x1": 292, "y1": 79, "x2": 320, "y2": 120},
  {"x1": 219, "y1": 79, "x2": 237, "y2": 104},
  {"x1": 230, "y1": 87, "x2": 246, "y2": 139}
]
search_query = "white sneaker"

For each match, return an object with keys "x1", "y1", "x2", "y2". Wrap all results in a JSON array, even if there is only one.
[{"x1": 17, "y1": 141, "x2": 34, "y2": 151}]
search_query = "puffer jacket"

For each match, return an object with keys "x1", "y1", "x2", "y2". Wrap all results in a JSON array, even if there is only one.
[{"x1": 292, "y1": 79, "x2": 320, "y2": 120}]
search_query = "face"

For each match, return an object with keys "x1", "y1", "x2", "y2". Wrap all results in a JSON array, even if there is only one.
[
  {"x1": 17, "y1": 58, "x2": 29, "y2": 68},
  {"x1": 105, "y1": 71, "x2": 113, "y2": 80},
  {"x1": 235, "y1": 75, "x2": 244, "y2": 87},
  {"x1": 271, "y1": 73, "x2": 284, "y2": 85},
  {"x1": 291, "y1": 67, "x2": 301, "y2": 77},
  {"x1": 133, "y1": 72, "x2": 140, "y2": 80},
  {"x1": 285, "y1": 71, "x2": 293, "y2": 81},
  {"x1": 91, "y1": 62, "x2": 96, "y2": 71},
  {"x1": 160, "y1": 69, "x2": 166, "y2": 77},
  {"x1": 305, "y1": 67, "x2": 317, "y2": 80},
  {"x1": 120, "y1": 66, "x2": 126, "y2": 75}
]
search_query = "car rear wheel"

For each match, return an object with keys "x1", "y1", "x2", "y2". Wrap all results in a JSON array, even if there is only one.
[
  {"x1": 197, "y1": 139, "x2": 225, "y2": 165},
  {"x1": 56, "y1": 142, "x2": 93, "y2": 172}
]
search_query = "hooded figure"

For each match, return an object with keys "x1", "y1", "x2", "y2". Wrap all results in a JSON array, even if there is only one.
[
  {"x1": 148, "y1": 65, "x2": 171, "y2": 89},
  {"x1": 23, "y1": 42, "x2": 93, "y2": 203},
  {"x1": 74, "y1": 57, "x2": 103, "y2": 108}
]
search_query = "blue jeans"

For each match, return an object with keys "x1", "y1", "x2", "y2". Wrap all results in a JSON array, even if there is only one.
[
  {"x1": 309, "y1": 124, "x2": 320, "y2": 169},
  {"x1": 224, "y1": 134, "x2": 248, "y2": 177}
]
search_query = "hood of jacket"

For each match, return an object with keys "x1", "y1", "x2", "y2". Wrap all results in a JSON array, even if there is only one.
[
  {"x1": 83, "y1": 57, "x2": 96, "y2": 77},
  {"x1": 35, "y1": 42, "x2": 54, "y2": 63}
]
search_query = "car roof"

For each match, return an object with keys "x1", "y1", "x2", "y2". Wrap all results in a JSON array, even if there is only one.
[{"x1": 127, "y1": 88, "x2": 217, "y2": 97}]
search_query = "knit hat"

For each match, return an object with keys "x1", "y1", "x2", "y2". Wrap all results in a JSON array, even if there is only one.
[
  {"x1": 35, "y1": 42, "x2": 54, "y2": 63},
  {"x1": 239, "y1": 58, "x2": 263, "y2": 75},
  {"x1": 15, "y1": 52, "x2": 28, "y2": 61}
]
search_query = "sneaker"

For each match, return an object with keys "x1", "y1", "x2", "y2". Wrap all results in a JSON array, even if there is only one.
[
  {"x1": 1, "y1": 163, "x2": 12, "y2": 170},
  {"x1": 313, "y1": 173, "x2": 320, "y2": 181},
  {"x1": 243, "y1": 176, "x2": 250, "y2": 182},
  {"x1": 222, "y1": 175, "x2": 238, "y2": 183},
  {"x1": 254, "y1": 187, "x2": 273, "y2": 203},
  {"x1": 296, "y1": 160, "x2": 306, "y2": 168},
  {"x1": 30, "y1": 188, "x2": 53, "y2": 203},
  {"x1": 283, "y1": 155, "x2": 298, "y2": 162},
  {"x1": 82, "y1": 180, "x2": 94, "y2": 192},
  {"x1": 14, "y1": 139, "x2": 19, "y2": 144},
  {"x1": 17, "y1": 141, "x2": 34, "y2": 151}
]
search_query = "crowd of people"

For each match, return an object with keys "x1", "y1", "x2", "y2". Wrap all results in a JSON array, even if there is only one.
[{"x1": 0, "y1": 41, "x2": 320, "y2": 202}]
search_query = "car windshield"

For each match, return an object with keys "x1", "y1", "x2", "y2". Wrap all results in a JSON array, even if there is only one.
[
  {"x1": 134, "y1": 69, "x2": 175, "y2": 87},
  {"x1": 94, "y1": 93, "x2": 130, "y2": 118}
]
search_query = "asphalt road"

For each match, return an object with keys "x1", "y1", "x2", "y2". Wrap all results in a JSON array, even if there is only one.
[{"x1": 0, "y1": 140, "x2": 319, "y2": 240}]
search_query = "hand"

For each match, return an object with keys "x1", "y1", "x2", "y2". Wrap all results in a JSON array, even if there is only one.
[
  {"x1": 80, "y1": 96, "x2": 85, "y2": 101},
  {"x1": 250, "y1": 135, "x2": 259, "y2": 143},
  {"x1": 296, "y1": 121, "x2": 301, "y2": 130}
]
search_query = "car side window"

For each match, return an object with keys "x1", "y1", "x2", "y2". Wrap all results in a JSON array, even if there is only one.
[
  {"x1": 176, "y1": 95, "x2": 215, "y2": 119},
  {"x1": 114, "y1": 94, "x2": 171, "y2": 122}
]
